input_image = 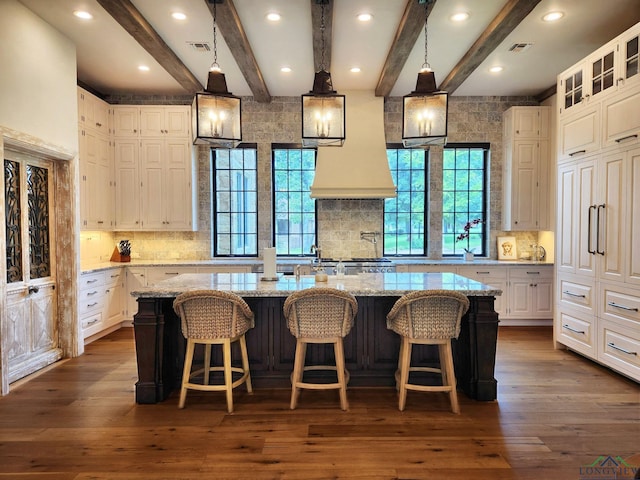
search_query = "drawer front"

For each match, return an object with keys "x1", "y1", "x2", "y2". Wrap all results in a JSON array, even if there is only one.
[
  {"x1": 556, "y1": 308, "x2": 595, "y2": 357},
  {"x1": 458, "y1": 267, "x2": 508, "y2": 281},
  {"x1": 559, "y1": 278, "x2": 595, "y2": 311},
  {"x1": 104, "y1": 268, "x2": 124, "y2": 287},
  {"x1": 599, "y1": 321, "x2": 640, "y2": 381},
  {"x1": 78, "y1": 287, "x2": 105, "y2": 314},
  {"x1": 601, "y1": 285, "x2": 640, "y2": 330},
  {"x1": 81, "y1": 312, "x2": 104, "y2": 338},
  {"x1": 509, "y1": 266, "x2": 553, "y2": 281},
  {"x1": 80, "y1": 271, "x2": 104, "y2": 289}
]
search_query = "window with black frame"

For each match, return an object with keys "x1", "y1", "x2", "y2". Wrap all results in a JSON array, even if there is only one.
[
  {"x1": 383, "y1": 145, "x2": 427, "y2": 257},
  {"x1": 272, "y1": 144, "x2": 317, "y2": 256},
  {"x1": 211, "y1": 145, "x2": 258, "y2": 256},
  {"x1": 442, "y1": 143, "x2": 489, "y2": 257}
]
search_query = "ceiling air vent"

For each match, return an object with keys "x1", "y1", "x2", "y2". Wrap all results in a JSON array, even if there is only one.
[
  {"x1": 187, "y1": 41, "x2": 211, "y2": 52},
  {"x1": 508, "y1": 42, "x2": 533, "y2": 53}
]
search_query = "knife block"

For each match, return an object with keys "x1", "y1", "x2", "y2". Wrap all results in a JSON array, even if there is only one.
[{"x1": 110, "y1": 246, "x2": 131, "y2": 262}]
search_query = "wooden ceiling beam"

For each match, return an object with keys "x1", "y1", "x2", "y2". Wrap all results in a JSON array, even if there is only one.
[
  {"x1": 310, "y1": 0, "x2": 334, "y2": 74},
  {"x1": 439, "y1": 0, "x2": 542, "y2": 93},
  {"x1": 96, "y1": 0, "x2": 203, "y2": 93},
  {"x1": 204, "y1": 0, "x2": 271, "y2": 103},
  {"x1": 375, "y1": 0, "x2": 437, "y2": 98}
]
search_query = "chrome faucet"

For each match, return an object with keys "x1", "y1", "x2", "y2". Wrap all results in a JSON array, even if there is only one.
[
  {"x1": 310, "y1": 244, "x2": 324, "y2": 271},
  {"x1": 360, "y1": 231, "x2": 380, "y2": 259}
]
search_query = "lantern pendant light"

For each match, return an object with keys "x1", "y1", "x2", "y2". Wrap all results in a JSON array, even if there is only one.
[
  {"x1": 301, "y1": 0, "x2": 345, "y2": 147},
  {"x1": 402, "y1": 1, "x2": 448, "y2": 147},
  {"x1": 192, "y1": 0, "x2": 241, "y2": 148}
]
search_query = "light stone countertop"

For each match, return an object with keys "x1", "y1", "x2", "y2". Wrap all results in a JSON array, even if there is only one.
[
  {"x1": 82, "y1": 258, "x2": 553, "y2": 274},
  {"x1": 131, "y1": 272, "x2": 503, "y2": 298}
]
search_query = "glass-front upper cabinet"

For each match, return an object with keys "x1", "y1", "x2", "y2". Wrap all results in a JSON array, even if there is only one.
[
  {"x1": 618, "y1": 23, "x2": 640, "y2": 89},
  {"x1": 560, "y1": 61, "x2": 585, "y2": 114},
  {"x1": 587, "y1": 38, "x2": 618, "y2": 101}
]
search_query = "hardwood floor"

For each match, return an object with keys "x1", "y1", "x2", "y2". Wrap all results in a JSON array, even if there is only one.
[{"x1": 0, "y1": 327, "x2": 638, "y2": 479}]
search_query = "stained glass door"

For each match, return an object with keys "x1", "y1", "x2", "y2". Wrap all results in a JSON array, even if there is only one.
[{"x1": 3, "y1": 150, "x2": 60, "y2": 387}]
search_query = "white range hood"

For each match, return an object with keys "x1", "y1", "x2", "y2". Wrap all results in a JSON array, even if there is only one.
[{"x1": 310, "y1": 90, "x2": 397, "y2": 199}]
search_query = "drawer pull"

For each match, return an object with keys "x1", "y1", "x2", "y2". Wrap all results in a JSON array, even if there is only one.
[
  {"x1": 87, "y1": 290, "x2": 99, "y2": 296},
  {"x1": 607, "y1": 301, "x2": 639, "y2": 312},
  {"x1": 86, "y1": 319, "x2": 99, "y2": 326},
  {"x1": 563, "y1": 290, "x2": 586, "y2": 298},
  {"x1": 569, "y1": 149, "x2": 586, "y2": 157},
  {"x1": 165, "y1": 272, "x2": 180, "y2": 275},
  {"x1": 526, "y1": 271, "x2": 540, "y2": 275},
  {"x1": 476, "y1": 271, "x2": 490, "y2": 275},
  {"x1": 614, "y1": 134, "x2": 638, "y2": 143},
  {"x1": 562, "y1": 324, "x2": 585, "y2": 334},
  {"x1": 86, "y1": 279, "x2": 98, "y2": 284},
  {"x1": 607, "y1": 342, "x2": 637, "y2": 356},
  {"x1": 110, "y1": 274, "x2": 119, "y2": 278},
  {"x1": 87, "y1": 302, "x2": 98, "y2": 308}
]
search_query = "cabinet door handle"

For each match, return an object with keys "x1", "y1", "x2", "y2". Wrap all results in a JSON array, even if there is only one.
[
  {"x1": 607, "y1": 342, "x2": 637, "y2": 356},
  {"x1": 28, "y1": 286, "x2": 40, "y2": 294},
  {"x1": 607, "y1": 301, "x2": 639, "y2": 312},
  {"x1": 563, "y1": 290, "x2": 586, "y2": 298},
  {"x1": 562, "y1": 324, "x2": 585, "y2": 334},
  {"x1": 614, "y1": 134, "x2": 638, "y2": 143},
  {"x1": 596, "y1": 204, "x2": 605, "y2": 255},
  {"x1": 587, "y1": 205, "x2": 596, "y2": 254},
  {"x1": 569, "y1": 149, "x2": 586, "y2": 157}
]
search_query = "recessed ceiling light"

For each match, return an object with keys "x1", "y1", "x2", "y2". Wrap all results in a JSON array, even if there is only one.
[
  {"x1": 350, "y1": 67, "x2": 361, "y2": 73},
  {"x1": 280, "y1": 66, "x2": 292, "y2": 73},
  {"x1": 266, "y1": 12, "x2": 281, "y2": 22},
  {"x1": 172, "y1": 12, "x2": 187, "y2": 21},
  {"x1": 450, "y1": 12, "x2": 469, "y2": 22},
  {"x1": 357, "y1": 13, "x2": 373, "y2": 22},
  {"x1": 542, "y1": 11, "x2": 564, "y2": 22},
  {"x1": 489, "y1": 66, "x2": 503, "y2": 73},
  {"x1": 138, "y1": 65, "x2": 150, "y2": 72},
  {"x1": 73, "y1": 10, "x2": 93, "y2": 20}
]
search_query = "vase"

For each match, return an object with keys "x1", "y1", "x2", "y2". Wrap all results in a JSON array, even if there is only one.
[{"x1": 464, "y1": 252, "x2": 474, "y2": 262}]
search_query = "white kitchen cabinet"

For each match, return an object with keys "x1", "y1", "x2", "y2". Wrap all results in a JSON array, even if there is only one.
[
  {"x1": 114, "y1": 139, "x2": 141, "y2": 230},
  {"x1": 113, "y1": 106, "x2": 140, "y2": 137},
  {"x1": 140, "y1": 106, "x2": 190, "y2": 137},
  {"x1": 78, "y1": 88, "x2": 115, "y2": 231},
  {"x1": 601, "y1": 84, "x2": 640, "y2": 150},
  {"x1": 558, "y1": 102, "x2": 601, "y2": 162},
  {"x1": 555, "y1": 23, "x2": 640, "y2": 382},
  {"x1": 78, "y1": 87, "x2": 111, "y2": 135},
  {"x1": 113, "y1": 105, "x2": 196, "y2": 231},
  {"x1": 79, "y1": 268, "x2": 124, "y2": 342},
  {"x1": 558, "y1": 60, "x2": 587, "y2": 115},
  {"x1": 502, "y1": 106, "x2": 551, "y2": 230},
  {"x1": 458, "y1": 266, "x2": 507, "y2": 318},
  {"x1": 125, "y1": 267, "x2": 147, "y2": 321},
  {"x1": 507, "y1": 267, "x2": 553, "y2": 320},
  {"x1": 617, "y1": 23, "x2": 640, "y2": 91},
  {"x1": 140, "y1": 138, "x2": 195, "y2": 230}
]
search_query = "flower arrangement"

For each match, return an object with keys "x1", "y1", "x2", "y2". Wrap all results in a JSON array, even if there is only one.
[{"x1": 456, "y1": 218, "x2": 484, "y2": 253}]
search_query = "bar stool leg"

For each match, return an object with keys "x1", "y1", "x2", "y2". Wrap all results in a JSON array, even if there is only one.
[
  {"x1": 179, "y1": 339, "x2": 195, "y2": 409},
  {"x1": 398, "y1": 337, "x2": 412, "y2": 411},
  {"x1": 290, "y1": 339, "x2": 307, "y2": 409},
  {"x1": 204, "y1": 344, "x2": 212, "y2": 385},
  {"x1": 334, "y1": 338, "x2": 348, "y2": 411},
  {"x1": 442, "y1": 341, "x2": 459, "y2": 414},
  {"x1": 223, "y1": 339, "x2": 233, "y2": 413},
  {"x1": 239, "y1": 334, "x2": 252, "y2": 393}
]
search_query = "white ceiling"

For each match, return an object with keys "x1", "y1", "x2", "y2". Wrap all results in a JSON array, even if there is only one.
[{"x1": 18, "y1": 0, "x2": 640, "y2": 98}]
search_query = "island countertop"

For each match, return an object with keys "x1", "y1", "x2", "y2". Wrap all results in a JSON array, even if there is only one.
[{"x1": 131, "y1": 271, "x2": 503, "y2": 299}]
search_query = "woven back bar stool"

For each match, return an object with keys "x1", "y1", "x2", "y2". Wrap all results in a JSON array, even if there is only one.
[
  {"x1": 173, "y1": 290, "x2": 254, "y2": 413},
  {"x1": 283, "y1": 287, "x2": 358, "y2": 411},
  {"x1": 386, "y1": 290, "x2": 470, "y2": 413}
]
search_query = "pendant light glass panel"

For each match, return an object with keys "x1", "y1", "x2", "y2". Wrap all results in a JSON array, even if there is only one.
[
  {"x1": 402, "y1": 91, "x2": 448, "y2": 147},
  {"x1": 301, "y1": 92, "x2": 345, "y2": 147},
  {"x1": 192, "y1": 89, "x2": 241, "y2": 148}
]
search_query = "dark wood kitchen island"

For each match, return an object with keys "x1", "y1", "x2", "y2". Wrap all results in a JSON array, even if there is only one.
[{"x1": 131, "y1": 272, "x2": 502, "y2": 404}]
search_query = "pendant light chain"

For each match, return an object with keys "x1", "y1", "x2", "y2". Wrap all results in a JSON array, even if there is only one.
[
  {"x1": 422, "y1": 4, "x2": 430, "y2": 71},
  {"x1": 211, "y1": 1, "x2": 220, "y2": 71},
  {"x1": 320, "y1": 2, "x2": 326, "y2": 71}
]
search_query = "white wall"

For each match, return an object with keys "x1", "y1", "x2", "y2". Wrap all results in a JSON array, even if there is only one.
[{"x1": 0, "y1": 0, "x2": 78, "y2": 152}]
